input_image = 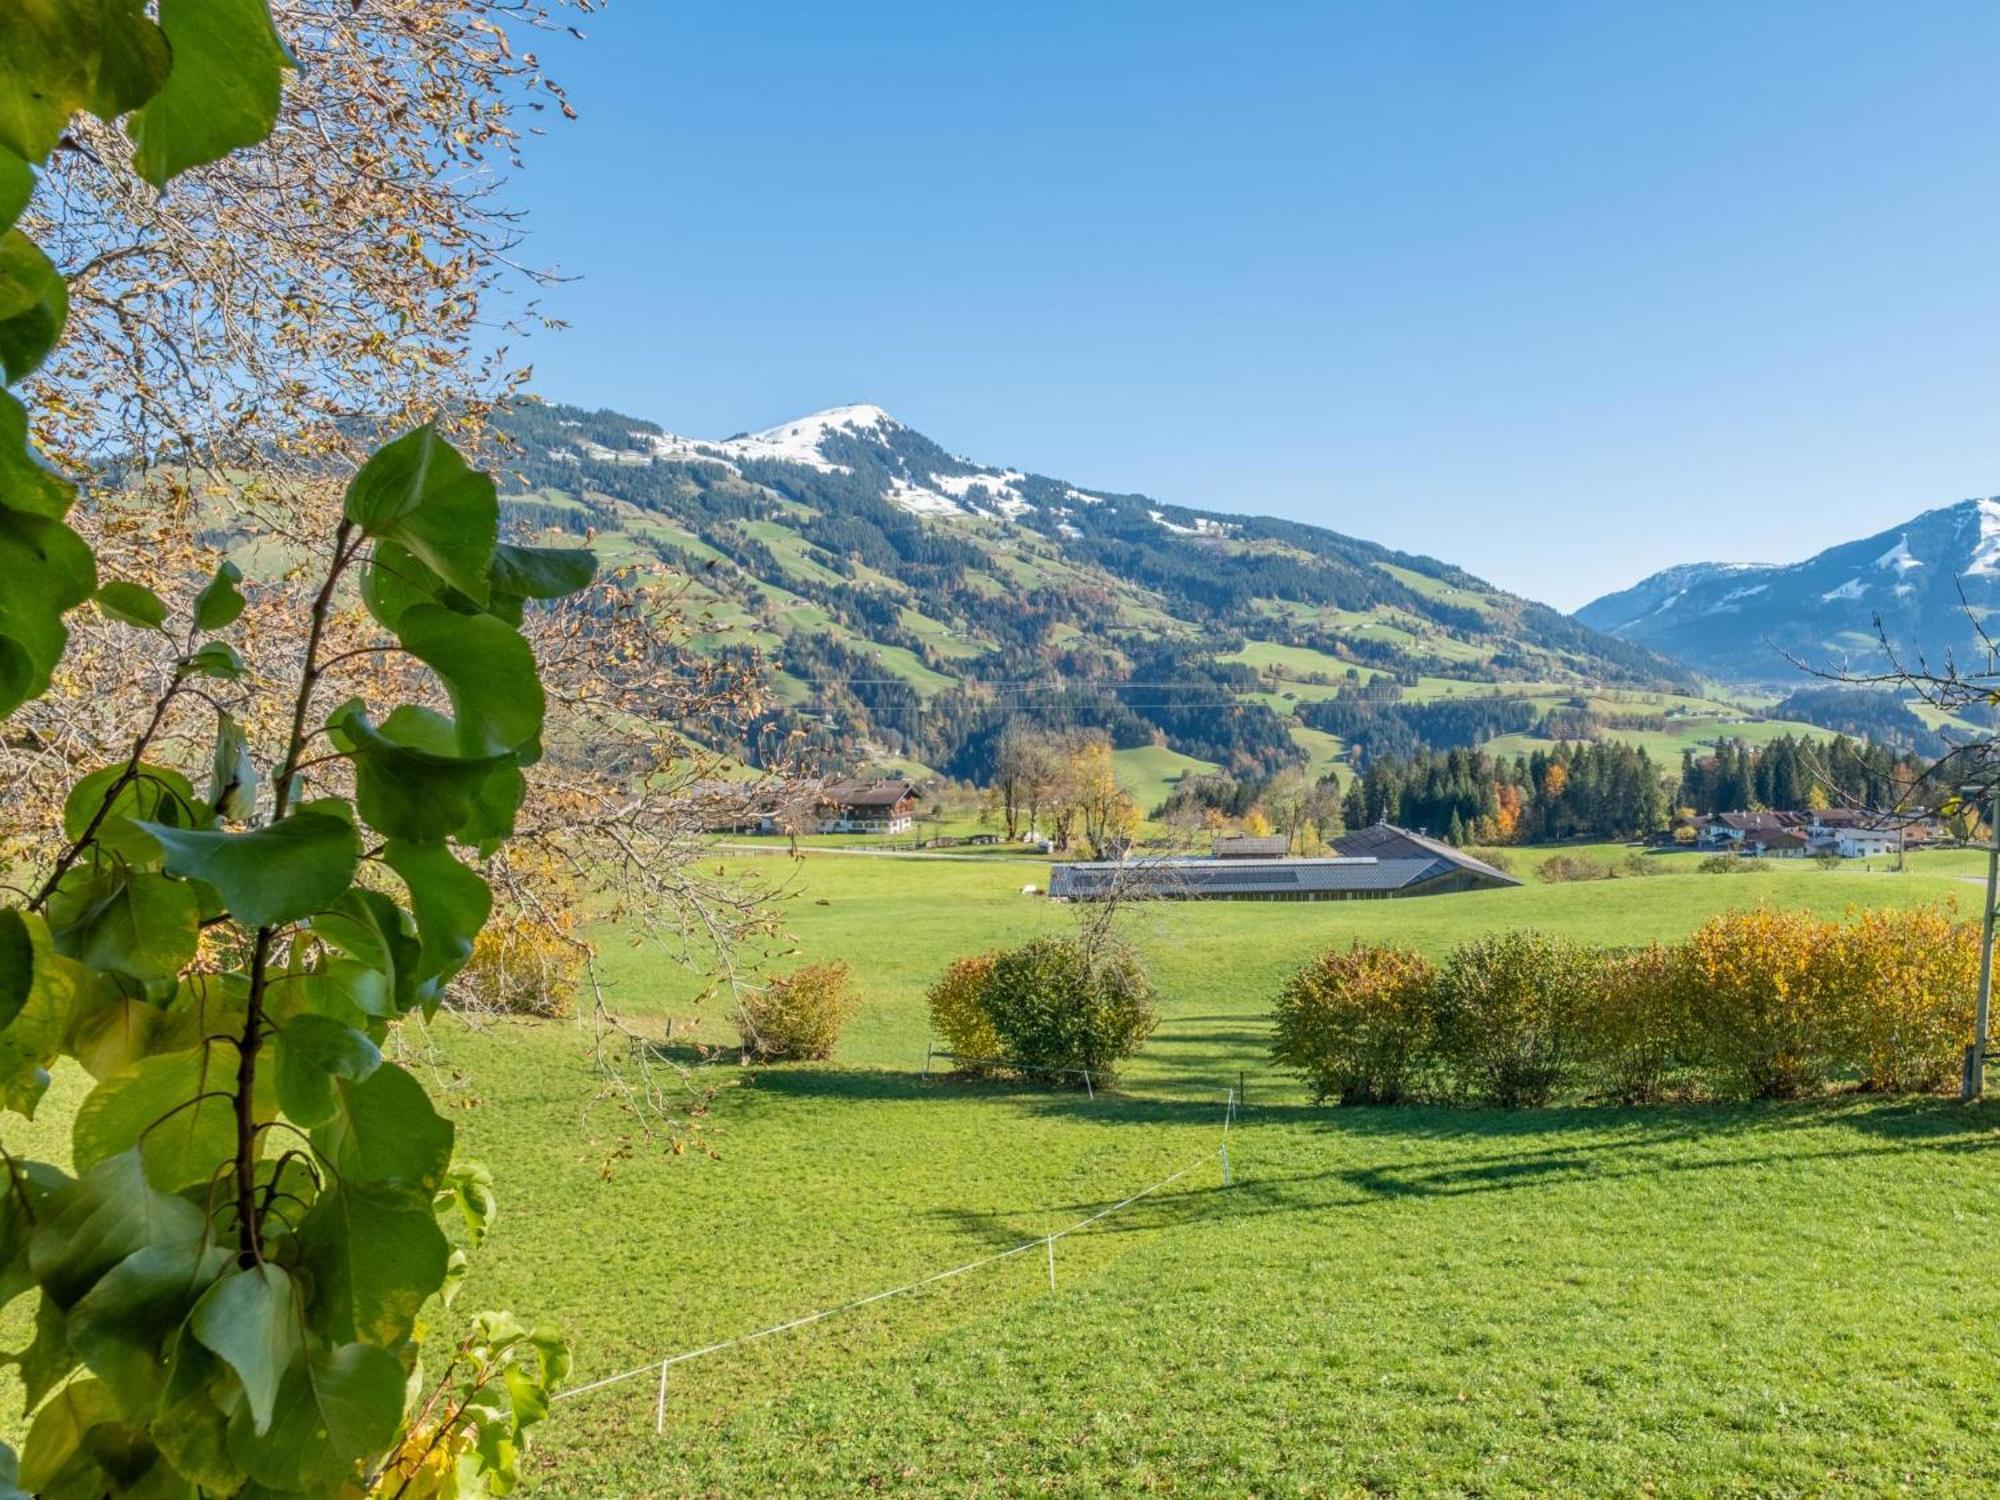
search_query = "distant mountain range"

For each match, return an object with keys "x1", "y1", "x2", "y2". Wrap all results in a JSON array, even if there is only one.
[
  {"x1": 495, "y1": 399, "x2": 1692, "y2": 781},
  {"x1": 1576, "y1": 498, "x2": 2000, "y2": 687}
]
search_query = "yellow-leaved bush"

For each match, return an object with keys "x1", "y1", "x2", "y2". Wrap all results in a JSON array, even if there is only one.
[
  {"x1": 1270, "y1": 941, "x2": 1438, "y2": 1104},
  {"x1": 1270, "y1": 903, "x2": 1975, "y2": 1107},
  {"x1": 1830, "y1": 904, "x2": 1976, "y2": 1093},
  {"x1": 926, "y1": 952, "x2": 1004, "y2": 1071},
  {"x1": 738, "y1": 960, "x2": 860, "y2": 1061}
]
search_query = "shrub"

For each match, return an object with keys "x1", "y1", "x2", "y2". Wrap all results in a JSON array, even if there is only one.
[
  {"x1": 975, "y1": 936, "x2": 1158, "y2": 1083},
  {"x1": 1271, "y1": 942, "x2": 1439, "y2": 1104},
  {"x1": 1698, "y1": 853, "x2": 1768, "y2": 875},
  {"x1": 1680, "y1": 908, "x2": 1839, "y2": 1097},
  {"x1": 1581, "y1": 944, "x2": 1692, "y2": 1103},
  {"x1": 1435, "y1": 931, "x2": 1597, "y2": 1106},
  {"x1": 1830, "y1": 905, "x2": 1976, "y2": 1092},
  {"x1": 927, "y1": 953, "x2": 1004, "y2": 1071},
  {"x1": 1538, "y1": 854, "x2": 1611, "y2": 883},
  {"x1": 738, "y1": 961, "x2": 859, "y2": 1061}
]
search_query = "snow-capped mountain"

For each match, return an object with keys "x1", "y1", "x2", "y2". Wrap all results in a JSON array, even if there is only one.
[
  {"x1": 1575, "y1": 498, "x2": 2000, "y2": 684},
  {"x1": 502, "y1": 395, "x2": 1692, "y2": 778}
]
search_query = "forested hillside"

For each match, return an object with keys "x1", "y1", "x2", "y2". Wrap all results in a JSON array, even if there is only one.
[{"x1": 497, "y1": 400, "x2": 1693, "y2": 782}]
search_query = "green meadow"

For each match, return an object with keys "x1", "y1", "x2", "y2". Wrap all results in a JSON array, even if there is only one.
[{"x1": 9, "y1": 850, "x2": 1999, "y2": 1495}]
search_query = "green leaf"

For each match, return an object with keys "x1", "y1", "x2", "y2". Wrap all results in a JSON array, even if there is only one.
[
  {"x1": 309, "y1": 890, "x2": 422, "y2": 1014},
  {"x1": 207, "y1": 711, "x2": 257, "y2": 820},
  {"x1": 383, "y1": 840, "x2": 492, "y2": 1004},
  {"x1": 193, "y1": 558, "x2": 245, "y2": 631},
  {"x1": 311, "y1": 1060, "x2": 453, "y2": 1192},
  {"x1": 92, "y1": 578, "x2": 165, "y2": 630},
  {"x1": 236, "y1": 1341, "x2": 405, "y2": 1494},
  {"x1": 346, "y1": 425, "x2": 497, "y2": 606},
  {"x1": 0, "y1": 914, "x2": 81, "y2": 1117},
  {"x1": 136, "y1": 810, "x2": 359, "y2": 929},
  {"x1": 436, "y1": 1160, "x2": 497, "y2": 1251},
  {"x1": 129, "y1": 0, "x2": 290, "y2": 188},
  {"x1": 189, "y1": 1263, "x2": 300, "y2": 1435},
  {"x1": 155, "y1": 1328, "x2": 243, "y2": 1493},
  {"x1": 330, "y1": 702, "x2": 525, "y2": 845},
  {"x1": 0, "y1": 909, "x2": 30, "y2": 1031},
  {"x1": 394, "y1": 602, "x2": 545, "y2": 758},
  {"x1": 66, "y1": 1236, "x2": 228, "y2": 1410},
  {"x1": 0, "y1": 1, "x2": 168, "y2": 163},
  {"x1": 28, "y1": 1149, "x2": 205, "y2": 1309},
  {"x1": 5, "y1": 1291, "x2": 75, "y2": 1411},
  {"x1": 46, "y1": 863, "x2": 199, "y2": 987},
  {"x1": 486, "y1": 542, "x2": 598, "y2": 626},
  {"x1": 16, "y1": 1378, "x2": 122, "y2": 1496},
  {"x1": 183, "y1": 639, "x2": 245, "y2": 681},
  {"x1": 0, "y1": 388, "x2": 73, "y2": 521},
  {"x1": 72, "y1": 1048, "x2": 238, "y2": 1191},
  {"x1": 0, "y1": 150, "x2": 28, "y2": 231},
  {"x1": 296, "y1": 1181, "x2": 447, "y2": 1347},
  {"x1": 0, "y1": 228, "x2": 65, "y2": 381},
  {"x1": 274, "y1": 1014, "x2": 379, "y2": 1128},
  {"x1": 0, "y1": 501, "x2": 94, "y2": 718},
  {"x1": 0, "y1": 1158, "x2": 65, "y2": 1314},
  {"x1": 61, "y1": 761, "x2": 203, "y2": 864}
]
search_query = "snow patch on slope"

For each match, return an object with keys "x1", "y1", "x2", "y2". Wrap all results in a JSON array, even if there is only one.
[
  {"x1": 1876, "y1": 535, "x2": 1922, "y2": 574},
  {"x1": 1968, "y1": 499, "x2": 2000, "y2": 577},
  {"x1": 1821, "y1": 578, "x2": 1868, "y2": 602},
  {"x1": 645, "y1": 404, "x2": 902, "y2": 474}
]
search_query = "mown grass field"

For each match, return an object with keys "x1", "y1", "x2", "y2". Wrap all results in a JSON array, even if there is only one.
[{"x1": 9, "y1": 850, "x2": 1999, "y2": 1495}]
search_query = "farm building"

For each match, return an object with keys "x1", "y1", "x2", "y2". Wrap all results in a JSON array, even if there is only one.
[
  {"x1": 1050, "y1": 822, "x2": 1519, "y2": 902},
  {"x1": 817, "y1": 778, "x2": 917, "y2": 834}
]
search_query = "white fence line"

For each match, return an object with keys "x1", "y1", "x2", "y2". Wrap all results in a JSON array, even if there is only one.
[{"x1": 556, "y1": 1093, "x2": 1237, "y2": 1424}]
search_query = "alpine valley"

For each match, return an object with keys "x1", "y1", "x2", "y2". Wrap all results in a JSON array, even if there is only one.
[{"x1": 495, "y1": 400, "x2": 1714, "y2": 788}]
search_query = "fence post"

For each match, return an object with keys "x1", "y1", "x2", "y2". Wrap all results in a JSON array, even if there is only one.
[
  {"x1": 1220, "y1": 1142, "x2": 1232, "y2": 1186},
  {"x1": 654, "y1": 1360, "x2": 669, "y2": 1434},
  {"x1": 1046, "y1": 1232, "x2": 1056, "y2": 1291},
  {"x1": 1082, "y1": 1068, "x2": 1093, "y2": 1100},
  {"x1": 922, "y1": 1041, "x2": 933, "y2": 1082}
]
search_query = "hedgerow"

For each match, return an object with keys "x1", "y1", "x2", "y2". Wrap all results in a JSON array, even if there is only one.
[{"x1": 1271, "y1": 904, "x2": 1975, "y2": 1108}]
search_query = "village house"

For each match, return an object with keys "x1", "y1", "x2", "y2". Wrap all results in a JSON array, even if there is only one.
[
  {"x1": 815, "y1": 778, "x2": 918, "y2": 835},
  {"x1": 1695, "y1": 807, "x2": 1941, "y2": 859}
]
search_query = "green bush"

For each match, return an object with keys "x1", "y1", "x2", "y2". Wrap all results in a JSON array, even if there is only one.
[
  {"x1": 1434, "y1": 931, "x2": 1597, "y2": 1106},
  {"x1": 927, "y1": 952, "x2": 1004, "y2": 1071},
  {"x1": 1698, "y1": 852, "x2": 1769, "y2": 875},
  {"x1": 738, "y1": 961, "x2": 860, "y2": 1061},
  {"x1": 974, "y1": 936, "x2": 1158, "y2": 1084},
  {"x1": 1270, "y1": 942, "x2": 1439, "y2": 1104}
]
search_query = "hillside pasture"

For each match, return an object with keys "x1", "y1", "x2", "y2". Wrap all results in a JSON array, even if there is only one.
[{"x1": 10, "y1": 853, "x2": 1997, "y2": 1496}]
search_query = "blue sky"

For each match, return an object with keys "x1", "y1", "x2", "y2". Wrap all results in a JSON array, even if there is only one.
[{"x1": 504, "y1": 1, "x2": 2000, "y2": 609}]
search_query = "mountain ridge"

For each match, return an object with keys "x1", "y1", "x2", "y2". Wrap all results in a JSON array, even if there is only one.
[
  {"x1": 1576, "y1": 497, "x2": 2000, "y2": 686},
  {"x1": 497, "y1": 397, "x2": 1696, "y2": 782}
]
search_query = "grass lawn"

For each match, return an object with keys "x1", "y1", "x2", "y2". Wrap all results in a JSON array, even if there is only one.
[{"x1": 9, "y1": 853, "x2": 1998, "y2": 1495}]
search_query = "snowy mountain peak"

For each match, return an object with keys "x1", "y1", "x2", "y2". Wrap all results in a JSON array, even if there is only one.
[{"x1": 1575, "y1": 493, "x2": 2000, "y2": 683}]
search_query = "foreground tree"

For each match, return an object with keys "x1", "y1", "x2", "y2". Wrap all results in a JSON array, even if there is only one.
[{"x1": 0, "y1": 10, "x2": 621, "y2": 1492}]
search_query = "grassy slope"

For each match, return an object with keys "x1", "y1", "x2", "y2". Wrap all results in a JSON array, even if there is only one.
[
  {"x1": 12, "y1": 855, "x2": 1996, "y2": 1495},
  {"x1": 1110, "y1": 745, "x2": 1221, "y2": 816},
  {"x1": 460, "y1": 851, "x2": 2000, "y2": 1494}
]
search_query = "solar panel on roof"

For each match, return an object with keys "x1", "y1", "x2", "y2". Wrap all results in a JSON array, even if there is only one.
[{"x1": 1187, "y1": 866, "x2": 1301, "y2": 887}]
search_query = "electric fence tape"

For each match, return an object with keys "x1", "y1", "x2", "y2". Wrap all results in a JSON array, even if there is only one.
[{"x1": 556, "y1": 1090, "x2": 1237, "y2": 1429}]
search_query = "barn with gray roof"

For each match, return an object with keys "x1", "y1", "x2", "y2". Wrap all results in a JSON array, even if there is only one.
[{"x1": 1048, "y1": 822, "x2": 1519, "y2": 902}]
